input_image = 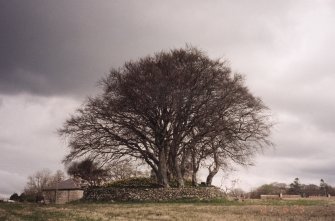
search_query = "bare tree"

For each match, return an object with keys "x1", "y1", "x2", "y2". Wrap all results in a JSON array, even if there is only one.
[
  {"x1": 60, "y1": 47, "x2": 272, "y2": 188},
  {"x1": 24, "y1": 169, "x2": 66, "y2": 201},
  {"x1": 50, "y1": 170, "x2": 66, "y2": 185},
  {"x1": 24, "y1": 169, "x2": 52, "y2": 195}
]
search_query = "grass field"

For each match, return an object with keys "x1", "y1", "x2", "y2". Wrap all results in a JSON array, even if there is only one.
[{"x1": 1, "y1": 198, "x2": 335, "y2": 221}]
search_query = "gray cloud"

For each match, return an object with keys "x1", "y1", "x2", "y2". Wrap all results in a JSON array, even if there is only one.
[
  {"x1": 0, "y1": 0, "x2": 119, "y2": 95},
  {"x1": 0, "y1": 94, "x2": 78, "y2": 196},
  {"x1": 301, "y1": 160, "x2": 335, "y2": 181},
  {"x1": 0, "y1": 171, "x2": 26, "y2": 198},
  {"x1": 0, "y1": 0, "x2": 304, "y2": 96}
]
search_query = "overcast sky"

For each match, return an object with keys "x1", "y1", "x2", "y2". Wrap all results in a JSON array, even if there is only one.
[{"x1": 1, "y1": 0, "x2": 335, "y2": 198}]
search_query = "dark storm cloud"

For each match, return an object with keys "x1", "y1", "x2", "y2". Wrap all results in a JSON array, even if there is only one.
[
  {"x1": 0, "y1": 0, "x2": 297, "y2": 96},
  {"x1": 0, "y1": 0, "x2": 126, "y2": 95},
  {"x1": 0, "y1": 0, "x2": 189, "y2": 96}
]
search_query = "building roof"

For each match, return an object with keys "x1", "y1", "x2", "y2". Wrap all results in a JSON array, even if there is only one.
[{"x1": 43, "y1": 179, "x2": 83, "y2": 191}]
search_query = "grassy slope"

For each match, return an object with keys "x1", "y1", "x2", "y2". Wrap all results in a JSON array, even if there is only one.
[{"x1": 1, "y1": 199, "x2": 335, "y2": 221}]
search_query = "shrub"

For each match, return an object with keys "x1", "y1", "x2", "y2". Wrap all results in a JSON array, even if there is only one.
[
  {"x1": 106, "y1": 177, "x2": 161, "y2": 188},
  {"x1": 19, "y1": 193, "x2": 37, "y2": 202},
  {"x1": 9, "y1": 193, "x2": 20, "y2": 201},
  {"x1": 169, "y1": 179, "x2": 195, "y2": 187},
  {"x1": 105, "y1": 177, "x2": 208, "y2": 188}
]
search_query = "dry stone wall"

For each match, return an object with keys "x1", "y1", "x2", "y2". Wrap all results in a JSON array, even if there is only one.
[{"x1": 84, "y1": 187, "x2": 225, "y2": 202}]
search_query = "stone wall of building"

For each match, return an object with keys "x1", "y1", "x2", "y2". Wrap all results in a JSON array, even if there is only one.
[
  {"x1": 84, "y1": 187, "x2": 225, "y2": 202},
  {"x1": 43, "y1": 190, "x2": 84, "y2": 204}
]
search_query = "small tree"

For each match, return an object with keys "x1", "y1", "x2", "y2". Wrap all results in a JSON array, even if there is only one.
[
  {"x1": 327, "y1": 185, "x2": 335, "y2": 196},
  {"x1": 288, "y1": 178, "x2": 302, "y2": 195},
  {"x1": 249, "y1": 182, "x2": 287, "y2": 198},
  {"x1": 23, "y1": 169, "x2": 66, "y2": 202},
  {"x1": 320, "y1": 179, "x2": 329, "y2": 196},
  {"x1": 67, "y1": 159, "x2": 109, "y2": 186},
  {"x1": 9, "y1": 193, "x2": 20, "y2": 201},
  {"x1": 18, "y1": 193, "x2": 32, "y2": 202},
  {"x1": 24, "y1": 169, "x2": 52, "y2": 196},
  {"x1": 303, "y1": 184, "x2": 319, "y2": 197},
  {"x1": 50, "y1": 170, "x2": 66, "y2": 185}
]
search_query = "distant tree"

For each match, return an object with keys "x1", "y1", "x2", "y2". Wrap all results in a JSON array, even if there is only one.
[
  {"x1": 249, "y1": 182, "x2": 287, "y2": 198},
  {"x1": 320, "y1": 179, "x2": 329, "y2": 196},
  {"x1": 288, "y1": 178, "x2": 302, "y2": 195},
  {"x1": 272, "y1": 182, "x2": 288, "y2": 193},
  {"x1": 327, "y1": 185, "x2": 335, "y2": 196},
  {"x1": 50, "y1": 170, "x2": 66, "y2": 185},
  {"x1": 67, "y1": 159, "x2": 109, "y2": 186},
  {"x1": 303, "y1": 184, "x2": 319, "y2": 197},
  {"x1": 23, "y1": 169, "x2": 66, "y2": 202},
  {"x1": 59, "y1": 47, "x2": 273, "y2": 188},
  {"x1": 24, "y1": 169, "x2": 52, "y2": 196},
  {"x1": 228, "y1": 188, "x2": 246, "y2": 198},
  {"x1": 9, "y1": 193, "x2": 20, "y2": 201},
  {"x1": 18, "y1": 193, "x2": 26, "y2": 202}
]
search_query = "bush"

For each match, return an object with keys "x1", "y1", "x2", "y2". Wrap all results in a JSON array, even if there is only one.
[
  {"x1": 9, "y1": 193, "x2": 20, "y2": 201},
  {"x1": 19, "y1": 193, "x2": 37, "y2": 202},
  {"x1": 168, "y1": 179, "x2": 196, "y2": 187},
  {"x1": 106, "y1": 177, "x2": 161, "y2": 188},
  {"x1": 106, "y1": 177, "x2": 209, "y2": 188}
]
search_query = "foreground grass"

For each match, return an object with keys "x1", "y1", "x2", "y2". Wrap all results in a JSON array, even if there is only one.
[{"x1": 1, "y1": 198, "x2": 335, "y2": 221}]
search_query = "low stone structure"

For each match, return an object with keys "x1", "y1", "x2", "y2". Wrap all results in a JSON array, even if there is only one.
[
  {"x1": 260, "y1": 194, "x2": 280, "y2": 200},
  {"x1": 281, "y1": 194, "x2": 301, "y2": 199},
  {"x1": 260, "y1": 194, "x2": 302, "y2": 200},
  {"x1": 43, "y1": 179, "x2": 84, "y2": 204},
  {"x1": 84, "y1": 187, "x2": 225, "y2": 202},
  {"x1": 309, "y1": 195, "x2": 332, "y2": 199}
]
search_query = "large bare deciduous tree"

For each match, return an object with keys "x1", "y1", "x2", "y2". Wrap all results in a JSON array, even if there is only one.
[{"x1": 59, "y1": 47, "x2": 272, "y2": 188}]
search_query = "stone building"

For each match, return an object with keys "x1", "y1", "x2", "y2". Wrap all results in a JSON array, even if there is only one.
[{"x1": 43, "y1": 179, "x2": 84, "y2": 204}]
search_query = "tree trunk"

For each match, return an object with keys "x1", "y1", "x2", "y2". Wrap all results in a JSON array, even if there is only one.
[
  {"x1": 174, "y1": 159, "x2": 184, "y2": 188},
  {"x1": 206, "y1": 167, "x2": 219, "y2": 186},
  {"x1": 192, "y1": 171, "x2": 198, "y2": 187},
  {"x1": 206, "y1": 152, "x2": 220, "y2": 186},
  {"x1": 180, "y1": 151, "x2": 187, "y2": 178},
  {"x1": 158, "y1": 150, "x2": 170, "y2": 188},
  {"x1": 191, "y1": 152, "x2": 199, "y2": 187}
]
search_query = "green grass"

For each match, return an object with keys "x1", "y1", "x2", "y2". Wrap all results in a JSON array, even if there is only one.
[{"x1": 1, "y1": 198, "x2": 335, "y2": 221}]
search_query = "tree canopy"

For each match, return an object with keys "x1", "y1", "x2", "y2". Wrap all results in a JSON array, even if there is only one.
[
  {"x1": 67, "y1": 159, "x2": 109, "y2": 187},
  {"x1": 60, "y1": 47, "x2": 272, "y2": 187}
]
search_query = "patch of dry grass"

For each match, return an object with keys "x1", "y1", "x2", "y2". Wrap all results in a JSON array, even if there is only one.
[{"x1": 1, "y1": 199, "x2": 335, "y2": 221}]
